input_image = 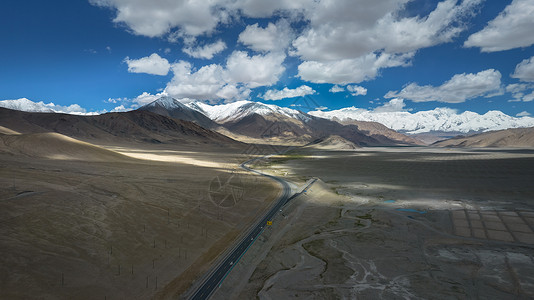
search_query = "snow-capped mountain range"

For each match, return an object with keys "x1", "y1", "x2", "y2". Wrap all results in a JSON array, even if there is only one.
[
  {"x1": 180, "y1": 98, "x2": 418, "y2": 146},
  {"x1": 2, "y1": 97, "x2": 534, "y2": 134},
  {"x1": 137, "y1": 96, "x2": 216, "y2": 129},
  {"x1": 309, "y1": 107, "x2": 534, "y2": 134},
  {"x1": 0, "y1": 98, "x2": 96, "y2": 115},
  {"x1": 184, "y1": 100, "x2": 311, "y2": 123},
  {"x1": 0, "y1": 98, "x2": 55, "y2": 113}
]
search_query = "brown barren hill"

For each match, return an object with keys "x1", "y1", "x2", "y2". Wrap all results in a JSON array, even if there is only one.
[
  {"x1": 222, "y1": 111, "x2": 421, "y2": 147},
  {"x1": 305, "y1": 135, "x2": 359, "y2": 150},
  {"x1": 335, "y1": 118, "x2": 425, "y2": 145},
  {"x1": 0, "y1": 107, "x2": 241, "y2": 147},
  {"x1": 433, "y1": 126, "x2": 534, "y2": 148},
  {"x1": 137, "y1": 96, "x2": 218, "y2": 129}
]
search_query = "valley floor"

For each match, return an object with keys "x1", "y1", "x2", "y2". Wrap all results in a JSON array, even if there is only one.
[
  {"x1": 215, "y1": 147, "x2": 534, "y2": 299},
  {"x1": 0, "y1": 141, "x2": 279, "y2": 299}
]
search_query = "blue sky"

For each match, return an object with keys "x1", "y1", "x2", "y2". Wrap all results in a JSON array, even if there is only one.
[{"x1": 1, "y1": 0, "x2": 534, "y2": 116}]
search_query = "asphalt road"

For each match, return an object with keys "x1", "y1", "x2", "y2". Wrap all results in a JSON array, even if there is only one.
[{"x1": 188, "y1": 158, "x2": 314, "y2": 300}]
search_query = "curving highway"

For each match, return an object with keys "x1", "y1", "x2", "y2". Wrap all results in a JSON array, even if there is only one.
[{"x1": 188, "y1": 157, "x2": 313, "y2": 300}]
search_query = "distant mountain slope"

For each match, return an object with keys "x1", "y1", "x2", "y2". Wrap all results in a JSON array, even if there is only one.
[
  {"x1": 220, "y1": 108, "x2": 397, "y2": 146},
  {"x1": 185, "y1": 100, "x2": 418, "y2": 146},
  {"x1": 5, "y1": 98, "x2": 533, "y2": 140},
  {"x1": 335, "y1": 118, "x2": 424, "y2": 145},
  {"x1": 138, "y1": 96, "x2": 218, "y2": 129},
  {"x1": 410, "y1": 131, "x2": 470, "y2": 145},
  {"x1": 304, "y1": 135, "x2": 359, "y2": 150},
  {"x1": 310, "y1": 107, "x2": 534, "y2": 134},
  {"x1": 222, "y1": 113, "x2": 310, "y2": 141},
  {"x1": 0, "y1": 107, "x2": 239, "y2": 146},
  {"x1": 1, "y1": 97, "x2": 422, "y2": 147},
  {"x1": 433, "y1": 127, "x2": 534, "y2": 148}
]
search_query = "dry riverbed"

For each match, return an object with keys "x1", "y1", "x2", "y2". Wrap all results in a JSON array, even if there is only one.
[{"x1": 215, "y1": 147, "x2": 534, "y2": 299}]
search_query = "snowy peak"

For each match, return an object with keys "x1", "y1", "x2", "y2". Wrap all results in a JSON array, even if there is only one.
[
  {"x1": 0, "y1": 98, "x2": 54, "y2": 113},
  {"x1": 144, "y1": 96, "x2": 188, "y2": 110},
  {"x1": 138, "y1": 97, "x2": 217, "y2": 129},
  {"x1": 0, "y1": 98, "x2": 99, "y2": 115},
  {"x1": 186, "y1": 100, "x2": 310, "y2": 123},
  {"x1": 310, "y1": 107, "x2": 534, "y2": 134}
]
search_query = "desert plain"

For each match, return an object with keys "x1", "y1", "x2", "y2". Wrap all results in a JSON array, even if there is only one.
[
  {"x1": 2, "y1": 126, "x2": 534, "y2": 299},
  {"x1": 0, "y1": 131, "x2": 279, "y2": 299},
  {"x1": 215, "y1": 146, "x2": 534, "y2": 299}
]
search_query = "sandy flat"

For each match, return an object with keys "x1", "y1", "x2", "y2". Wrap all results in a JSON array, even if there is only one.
[
  {"x1": 215, "y1": 147, "x2": 534, "y2": 299},
  {"x1": 0, "y1": 137, "x2": 279, "y2": 299}
]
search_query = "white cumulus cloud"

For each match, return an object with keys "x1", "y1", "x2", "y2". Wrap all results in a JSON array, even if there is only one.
[
  {"x1": 523, "y1": 91, "x2": 534, "y2": 102},
  {"x1": 298, "y1": 52, "x2": 413, "y2": 85},
  {"x1": 162, "y1": 50, "x2": 284, "y2": 101},
  {"x1": 262, "y1": 85, "x2": 316, "y2": 101},
  {"x1": 110, "y1": 105, "x2": 128, "y2": 112},
  {"x1": 347, "y1": 85, "x2": 367, "y2": 96},
  {"x1": 517, "y1": 111, "x2": 531, "y2": 117},
  {"x1": 506, "y1": 83, "x2": 531, "y2": 94},
  {"x1": 131, "y1": 92, "x2": 168, "y2": 107},
  {"x1": 165, "y1": 61, "x2": 230, "y2": 100},
  {"x1": 329, "y1": 85, "x2": 344, "y2": 93},
  {"x1": 464, "y1": 0, "x2": 534, "y2": 52},
  {"x1": 124, "y1": 53, "x2": 171, "y2": 76},
  {"x1": 373, "y1": 98, "x2": 409, "y2": 113},
  {"x1": 230, "y1": 0, "x2": 314, "y2": 18},
  {"x1": 89, "y1": 0, "x2": 225, "y2": 38},
  {"x1": 512, "y1": 56, "x2": 534, "y2": 82},
  {"x1": 89, "y1": 0, "x2": 313, "y2": 40},
  {"x1": 94, "y1": 0, "x2": 485, "y2": 88},
  {"x1": 225, "y1": 51, "x2": 286, "y2": 88},
  {"x1": 238, "y1": 20, "x2": 293, "y2": 53},
  {"x1": 385, "y1": 69, "x2": 503, "y2": 103},
  {"x1": 294, "y1": 0, "x2": 481, "y2": 84},
  {"x1": 506, "y1": 83, "x2": 534, "y2": 102},
  {"x1": 294, "y1": 0, "x2": 480, "y2": 61},
  {"x1": 105, "y1": 97, "x2": 128, "y2": 104},
  {"x1": 183, "y1": 40, "x2": 227, "y2": 59}
]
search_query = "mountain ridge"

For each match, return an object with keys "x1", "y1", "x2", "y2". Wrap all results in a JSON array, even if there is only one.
[
  {"x1": 3, "y1": 97, "x2": 533, "y2": 136},
  {"x1": 304, "y1": 135, "x2": 359, "y2": 150},
  {"x1": 0, "y1": 107, "x2": 240, "y2": 147},
  {"x1": 309, "y1": 106, "x2": 534, "y2": 134},
  {"x1": 433, "y1": 127, "x2": 534, "y2": 148},
  {"x1": 138, "y1": 96, "x2": 218, "y2": 129},
  {"x1": 185, "y1": 100, "x2": 311, "y2": 123},
  {"x1": 196, "y1": 101, "x2": 417, "y2": 146}
]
